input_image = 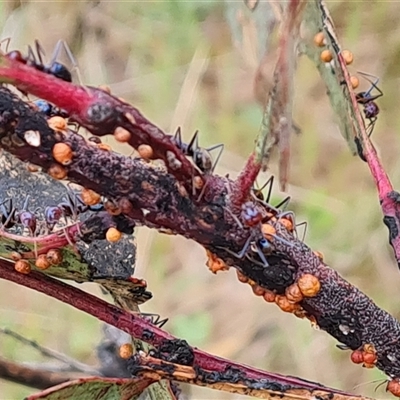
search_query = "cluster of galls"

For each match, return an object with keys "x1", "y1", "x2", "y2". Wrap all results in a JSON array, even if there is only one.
[
  {"x1": 13, "y1": 248, "x2": 63, "y2": 274},
  {"x1": 348, "y1": 344, "x2": 400, "y2": 397},
  {"x1": 313, "y1": 32, "x2": 359, "y2": 90},
  {"x1": 236, "y1": 270, "x2": 320, "y2": 315}
]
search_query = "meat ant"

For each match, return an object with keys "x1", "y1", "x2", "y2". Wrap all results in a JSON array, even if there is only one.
[
  {"x1": 352, "y1": 72, "x2": 383, "y2": 162},
  {"x1": 4, "y1": 39, "x2": 81, "y2": 84},
  {"x1": 355, "y1": 72, "x2": 382, "y2": 130},
  {"x1": 173, "y1": 127, "x2": 224, "y2": 174}
]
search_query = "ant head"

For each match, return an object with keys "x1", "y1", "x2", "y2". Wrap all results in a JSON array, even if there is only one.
[
  {"x1": 193, "y1": 148, "x2": 213, "y2": 173},
  {"x1": 34, "y1": 99, "x2": 53, "y2": 116},
  {"x1": 49, "y1": 62, "x2": 72, "y2": 82}
]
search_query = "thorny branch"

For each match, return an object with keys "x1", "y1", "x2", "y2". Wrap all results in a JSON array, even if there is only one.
[
  {"x1": 0, "y1": 1, "x2": 400, "y2": 396},
  {"x1": 0, "y1": 77, "x2": 399, "y2": 395},
  {"x1": 0, "y1": 259, "x2": 362, "y2": 399}
]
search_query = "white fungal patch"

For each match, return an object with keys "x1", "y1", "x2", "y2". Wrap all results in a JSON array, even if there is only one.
[{"x1": 24, "y1": 130, "x2": 41, "y2": 147}]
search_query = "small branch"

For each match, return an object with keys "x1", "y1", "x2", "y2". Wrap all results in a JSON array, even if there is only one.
[
  {"x1": 0, "y1": 55, "x2": 201, "y2": 187},
  {"x1": 0, "y1": 328, "x2": 99, "y2": 375},
  {"x1": 0, "y1": 259, "x2": 359, "y2": 397},
  {"x1": 128, "y1": 352, "x2": 371, "y2": 400},
  {"x1": 0, "y1": 356, "x2": 83, "y2": 390}
]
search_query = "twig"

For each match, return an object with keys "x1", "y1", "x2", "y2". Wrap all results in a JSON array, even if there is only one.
[
  {"x1": 0, "y1": 328, "x2": 99, "y2": 375},
  {"x1": 0, "y1": 356, "x2": 82, "y2": 390},
  {"x1": 0, "y1": 259, "x2": 361, "y2": 397}
]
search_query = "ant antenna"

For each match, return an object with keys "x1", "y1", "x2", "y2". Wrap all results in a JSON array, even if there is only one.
[
  {"x1": 357, "y1": 71, "x2": 383, "y2": 99},
  {"x1": 0, "y1": 37, "x2": 11, "y2": 53}
]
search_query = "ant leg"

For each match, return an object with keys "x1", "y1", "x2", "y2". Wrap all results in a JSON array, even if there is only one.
[
  {"x1": 245, "y1": 253, "x2": 267, "y2": 267},
  {"x1": 61, "y1": 40, "x2": 84, "y2": 86},
  {"x1": 269, "y1": 233, "x2": 293, "y2": 247},
  {"x1": 366, "y1": 118, "x2": 377, "y2": 137},
  {"x1": 223, "y1": 206, "x2": 244, "y2": 229},
  {"x1": 27, "y1": 45, "x2": 38, "y2": 65},
  {"x1": 187, "y1": 130, "x2": 200, "y2": 156},
  {"x1": 173, "y1": 127, "x2": 183, "y2": 147},
  {"x1": 274, "y1": 196, "x2": 291, "y2": 211},
  {"x1": 34, "y1": 40, "x2": 46, "y2": 66},
  {"x1": 254, "y1": 242, "x2": 269, "y2": 266},
  {"x1": 216, "y1": 235, "x2": 253, "y2": 259},
  {"x1": 295, "y1": 221, "x2": 307, "y2": 241},
  {"x1": 207, "y1": 143, "x2": 224, "y2": 173},
  {"x1": 261, "y1": 176, "x2": 274, "y2": 203}
]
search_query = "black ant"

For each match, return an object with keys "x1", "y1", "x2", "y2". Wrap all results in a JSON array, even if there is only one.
[
  {"x1": 173, "y1": 127, "x2": 224, "y2": 174},
  {"x1": 353, "y1": 72, "x2": 383, "y2": 162},
  {"x1": 355, "y1": 72, "x2": 382, "y2": 130},
  {"x1": 33, "y1": 99, "x2": 69, "y2": 118},
  {"x1": 5, "y1": 39, "x2": 77, "y2": 83},
  {"x1": 251, "y1": 176, "x2": 291, "y2": 211}
]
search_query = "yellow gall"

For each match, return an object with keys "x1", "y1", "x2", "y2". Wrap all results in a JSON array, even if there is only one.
[
  {"x1": 313, "y1": 32, "x2": 326, "y2": 47},
  {"x1": 138, "y1": 144, "x2": 153, "y2": 160},
  {"x1": 350, "y1": 76, "x2": 359, "y2": 90},
  {"x1": 252, "y1": 285, "x2": 265, "y2": 297},
  {"x1": 206, "y1": 250, "x2": 229, "y2": 274},
  {"x1": 52, "y1": 143, "x2": 73, "y2": 165},
  {"x1": 285, "y1": 283, "x2": 303, "y2": 303},
  {"x1": 48, "y1": 116, "x2": 67, "y2": 131},
  {"x1": 48, "y1": 163, "x2": 67, "y2": 180},
  {"x1": 114, "y1": 127, "x2": 131, "y2": 143},
  {"x1": 81, "y1": 188, "x2": 101, "y2": 206},
  {"x1": 15, "y1": 260, "x2": 31, "y2": 274},
  {"x1": 261, "y1": 223, "x2": 276, "y2": 241},
  {"x1": 275, "y1": 295, "x2": 298, "y2": 313},
  {"x1": 363, "y1": 352, "x2": 377, "y2": 365},
  {"x1": 263, "y1": 290, "x2": 276, "y2": 303},
  {"x1": 320, "y1": 49, "x2": 333, "y2": 63},
  {"x1": 119, "y1": 343, "x2": 134, "y2": 359},
  {"x1": 236, "y1": 270, "x2": 249, "y2": 283},
  {"x1": 105, "y1": 201, "x2": 121, "y2": 216},
  {"x1": 342, "y1": 50, "x2": 354, "y2": 65},
  {"x1": 97, "y1": 143, "x2": 111, "y2": 151},
  {"x1": 313, "y1": 250, "x2": 324, "y2": 261},
  {"x1": 98, "y1": 84, "x2": 111, "y2": 93},
  {"x1": 387, "y1": 378, "x2": 400, "y2": 398},
  {"x1": 35, "y1": 254, "x2": 51, "y2": 270},
  {"x1": 10, "y1": 252, "x2": 22, "y2": 261},
  {"x1": 193, "y1": 176, "x2": 204, "y2": 190},
  {"x1": 350, "y1": 350, "x2": 364, "y2": 364},
  {"x1": 46, "y1": 249, "x2": 63, "y2": 265},
  {"x1": 106, "y1": 227, "x2": 122, "y2": 243},
  {"x1": 298, "y1": 274, "x2": 321, "y2": 297},
  {"x1": 363, "y1": 362, "x2": 375, "y2": 369}
]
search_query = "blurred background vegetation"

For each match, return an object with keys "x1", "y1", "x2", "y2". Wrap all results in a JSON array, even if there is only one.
[{"x1": 0, "y1": 1, "x2": 400, "y2": 398}]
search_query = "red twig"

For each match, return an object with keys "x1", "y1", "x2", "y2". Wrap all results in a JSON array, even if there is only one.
[
  {"x1": 0, "y1": 55, "x2": 200, "y2": 187},
  {"x1": 0, "y1": 259, "x2": 358, "y2": 396}
]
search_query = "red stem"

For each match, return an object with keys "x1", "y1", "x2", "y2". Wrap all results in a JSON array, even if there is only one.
[{"x1": 0, "y1": 259, "x2": 353, "y2": 395}]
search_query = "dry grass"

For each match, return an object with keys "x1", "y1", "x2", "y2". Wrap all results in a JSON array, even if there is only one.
[{"x1": 1, "y1": 1, "x2": 400, "y2": 399}]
